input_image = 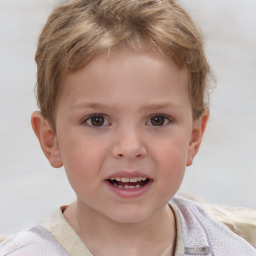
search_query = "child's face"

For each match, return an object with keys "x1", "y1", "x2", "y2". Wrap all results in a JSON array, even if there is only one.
[{"x1": 49, "y1": 49, "x2": 206, "y2": 223}]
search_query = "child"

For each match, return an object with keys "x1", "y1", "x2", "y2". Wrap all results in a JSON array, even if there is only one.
[{"x1": 0, "y1": 0, "x2": 255, "y2": 255}]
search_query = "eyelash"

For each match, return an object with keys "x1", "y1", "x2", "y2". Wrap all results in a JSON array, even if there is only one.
[
  {"x1": 146, "y1": 114, "x2": 172, "y2": 127},
  {"x1": 82, "y1": 114, "x2": 172, "y2": 128},
  {"x1": 83, "y1": 114, "x2": 110, "y2": 128}
]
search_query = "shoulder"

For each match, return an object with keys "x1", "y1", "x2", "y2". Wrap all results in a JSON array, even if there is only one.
[
  {"x1": 0, "y1": 225, "x2": 69, "y2": 256},
  {"x1": 171, "y1": 195, "x2": 256, "y2": 256}
]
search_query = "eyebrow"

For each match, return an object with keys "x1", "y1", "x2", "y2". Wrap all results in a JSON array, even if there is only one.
[
  {"x1": 140, "y1": 102, "x2": 182, "y2": 111},
  {"x1": 71, "y1": 102, "x2": 182, "y2": 112},
  {"x1": 71, "y1": 102, "x2": 117, "y2": 111}
]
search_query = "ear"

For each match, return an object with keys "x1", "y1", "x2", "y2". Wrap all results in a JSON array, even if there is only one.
[
  {"x1": 186, "y1": 110, "x2": 209, "y2": 166},
  {"x1": 31, "y1": 111, "x2": 63, "y2": 168}
]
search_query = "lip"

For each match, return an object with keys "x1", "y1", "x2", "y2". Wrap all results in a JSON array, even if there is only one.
[
  {"x1": 105, "y1": 179, "x2": 153, "y2": 198},
  {"x1": 105, "y1": 170, "x2": 153, "y2": 198}
]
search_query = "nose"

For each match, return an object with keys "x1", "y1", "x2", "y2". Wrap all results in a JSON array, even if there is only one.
[{"x1": 111, "y1": 126, "x2": 147, "y2": 160}]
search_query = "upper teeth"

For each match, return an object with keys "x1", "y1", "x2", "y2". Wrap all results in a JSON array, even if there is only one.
[{"x1": 110, "y1": 177, "x2": 147, "y2": 183}]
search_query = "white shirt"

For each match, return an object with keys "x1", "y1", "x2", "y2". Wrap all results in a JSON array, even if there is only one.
[{"x1": 1, "y1": 196, "x2": 255, "y2": 256}]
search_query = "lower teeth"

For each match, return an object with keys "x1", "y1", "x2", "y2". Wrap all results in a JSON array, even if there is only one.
[{"x1": 113, "y1": 184, "x2": 141, "y2": 189}]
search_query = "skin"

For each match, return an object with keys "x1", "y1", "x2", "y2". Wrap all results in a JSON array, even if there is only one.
[{"x1": 32, "y1": 48, "x2": 208, "y2": 256}]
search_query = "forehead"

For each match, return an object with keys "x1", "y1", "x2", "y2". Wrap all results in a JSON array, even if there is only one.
[
  {"x1": 64, "y1": 48, "x2": 188, "y2": 87},
  {"x1": 58, "y1": 48, "x2": 190, "y2": 110}
]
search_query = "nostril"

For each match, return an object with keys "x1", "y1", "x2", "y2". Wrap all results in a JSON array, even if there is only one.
[
  {"x1": 111, "y1": 141, "x2": 147, "y2": 159},
  {"x1": 115, "y1": 152, "x2": 145, "y2": 159}
]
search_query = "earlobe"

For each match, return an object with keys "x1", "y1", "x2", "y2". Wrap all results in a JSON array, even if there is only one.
[
  {"x1": 31, "y1": 111, "x2": 63, "y2": 168},
  {"x1": 186, "y1": 110, "x2": 209, "y2": 166}
]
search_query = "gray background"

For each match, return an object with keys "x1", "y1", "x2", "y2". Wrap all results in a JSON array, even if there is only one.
[{"x1": 0, "y1": 0, "x2": 255, "y2": 234}]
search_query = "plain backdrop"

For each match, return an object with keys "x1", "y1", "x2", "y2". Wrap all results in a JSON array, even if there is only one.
[{"x1": 0, "y1": 0, "x2": 255, "y2": 234}]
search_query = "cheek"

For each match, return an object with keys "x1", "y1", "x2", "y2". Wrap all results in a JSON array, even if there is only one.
[
  {"x1": 59, "y1": 134, "x2": 111, "y2": 190},
  {"x1": 152, "y1": 139, "x2": 189, "y2": 192},
  {"x1": 63, "y1": 147, "x2": 99, "y2": 178},
  {"x1": 62, "y1": 150, "x2": 101, "y2": 201},
  {"x1": 58, "y1": 140, "x2": 93, "y2": 186},
  {"x1": 154, "y1": 136, "x2": 189, "y2": 170},
  {"x1": 59, "y1": 130, "x2": 97, "y2": 167},
  {"x1": 158, "y1": 148, "x2": 186, "y2": 183}
]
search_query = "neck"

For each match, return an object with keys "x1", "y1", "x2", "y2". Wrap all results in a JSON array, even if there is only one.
[{"x1": 64, "y1": 200, "x2": 176, "y2": 256}]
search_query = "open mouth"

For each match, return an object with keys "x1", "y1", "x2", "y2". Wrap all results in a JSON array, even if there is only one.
[{"x1": 107, "y1": 177, "x2": 150, "y2": 189}]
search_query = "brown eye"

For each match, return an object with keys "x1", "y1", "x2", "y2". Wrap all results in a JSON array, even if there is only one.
[
  {"x1": 148, "y1": 115, "x2": 169, "y2": 126},
  {"x1": 85, "y1": 115, "x2": 108, "y2": 127}
]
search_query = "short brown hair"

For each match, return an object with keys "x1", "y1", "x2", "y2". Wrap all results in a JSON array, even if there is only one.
[{"x1": 35, "y1": 0, "x2": 211, "y2": 129}]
